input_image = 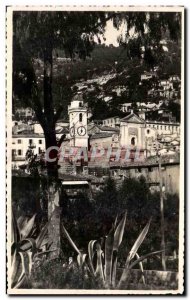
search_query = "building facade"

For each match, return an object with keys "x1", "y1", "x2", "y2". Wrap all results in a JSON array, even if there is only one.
[
  {"x1": 12, "y1": 134, "x2": 45, "y2": 168},
  {"x1": 68, "y1": 94, "x2": 88, "y2": 148},
  {"x1": 120, "y1": 113, "x2": 146, "y2": 149},
  {"x1": 119, "y1": 111, "x2": 180, "y2": 150}
]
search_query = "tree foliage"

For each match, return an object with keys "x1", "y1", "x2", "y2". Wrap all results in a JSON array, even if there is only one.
[{"x1": 118, "y1": 12, "x2": 181, "y2": 66}]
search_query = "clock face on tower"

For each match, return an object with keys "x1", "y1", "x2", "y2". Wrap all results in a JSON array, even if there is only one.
[{"x1": 77, "y1": 126, "x2": 86, "y2": 136}]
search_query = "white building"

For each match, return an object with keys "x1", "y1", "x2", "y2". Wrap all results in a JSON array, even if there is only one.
[
  {"x1": 119, "y1": 111, "x2": 180, "y2": 153},
  {"x1": 121, "y1": 103, "x2": 132, "y2": 113},
  {"x1": 68, "y1": 94, "x2": 88, "y2": 148},
  {"x1": 120, "y1": 113, "x2": 146, "y2": 148},
  {"x1": 12, "y1": 134, "x2": 45, "y2": 168},
  {"x1": 32, "y1": 123, "x2": 44, "y2": 134},
  {"x1": 102, "y1": 116, "x2": 120, "y2": 128},
  {"x1": 159, "y1": 80, "x2": 173, "y2": 91},
  {"x1": 146, "y1": 120, "x2": 180, "y2": 135},
  {"x1": 32, "y1": 121, "x2": 69, "y2": 138},
  {"x1": 141, "y1": 71, "x2": 156, "y2": 81},
  {"x1": 15, "y1": 107, "x2": 35, "y2": 119},
  {"x1": 169, "y1": 75, "x2": 180, "y2": 82}
]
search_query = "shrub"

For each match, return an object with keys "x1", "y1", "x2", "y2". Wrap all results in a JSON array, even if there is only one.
[
  {"x1": 62, "y1": 211, "x2": 163, "y2": 289},
  {"x1": 11, "y1": 207, "x2": 55, "y2": 288}
]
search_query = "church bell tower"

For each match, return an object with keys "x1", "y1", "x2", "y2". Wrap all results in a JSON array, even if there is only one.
[{"x1": 68, "y1": 93, "x2": 88, "y2": 148}]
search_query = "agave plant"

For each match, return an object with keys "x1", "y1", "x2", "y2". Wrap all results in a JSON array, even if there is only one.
[
  {"x1": 62, "y1": 211, "x2": 163, "y2": 289},
  {"x1": 11, "y1": 207, "x2": 55, "y2": 289}
]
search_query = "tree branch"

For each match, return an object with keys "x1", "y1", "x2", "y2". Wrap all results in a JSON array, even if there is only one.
[
  {"x1": 53, "y1": 105, "x2": 63, "y2": 124},
  {"x1": 31, "y1": 85, "x2": 46, "y2": 129}
]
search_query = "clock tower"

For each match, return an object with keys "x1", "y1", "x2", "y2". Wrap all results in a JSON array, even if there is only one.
[{"x1": 68, "y1": 93, "x2": 88, "y2": 148}]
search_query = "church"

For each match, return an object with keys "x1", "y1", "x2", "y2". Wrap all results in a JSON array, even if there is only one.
[
  {"x1": 120, "y1": 112, "x2": 146, "y2": 149},
  {"x1": 67, "y1": 94, "x2": 180, "y2": 159}
]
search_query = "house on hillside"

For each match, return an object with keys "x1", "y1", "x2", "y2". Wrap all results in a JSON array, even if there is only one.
[
  {"x1": 102, "y1": 116, "x2": 120, "y2": 128},
  {"x1": 121, "y1": 103, "x2": 132, "y2": 112}
]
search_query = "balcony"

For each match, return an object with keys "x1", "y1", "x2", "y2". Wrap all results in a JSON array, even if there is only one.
[
  {"x1": 28, "y1": 143, "x2": 36, "y2": 149},
  {"x1": 12, "y1": 155, "x2": 25, "y2": 161}
]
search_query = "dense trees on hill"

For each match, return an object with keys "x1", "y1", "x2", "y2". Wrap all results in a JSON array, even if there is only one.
[{"x1": 14, "y1": 41, "x2": 181, "y2": 122}]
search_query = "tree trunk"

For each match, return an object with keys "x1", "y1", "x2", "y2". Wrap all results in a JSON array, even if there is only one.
[
  {"x1": 44, "y1": 128, "x2": 62, "y2": 258},
  {"x1": 44, "y1": 128, "x2": 59, "y2": 178},
  {"x1": 43, "y1": 47, "x2": 62, "y2": 257},
  {"x1": 47, "y1": 181, "x2": 62, "y2": 258}
]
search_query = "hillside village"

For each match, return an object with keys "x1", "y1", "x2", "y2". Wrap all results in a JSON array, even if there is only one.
[{"x1": 12, "y1": 67, "x2": 181, "y2": 196}]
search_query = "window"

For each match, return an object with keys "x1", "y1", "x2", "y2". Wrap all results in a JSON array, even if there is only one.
[
  {"x1": 147, "y1": 129, "x2": 150, "y2": 134},
  {"x1": 38, "y1": 147, "x2": 41, "y2": 154},
  {"x1": 165, "y1": 126, "x2": 167, "y2": 130},
  {"x1": 131, "y1": 137, "x2": 135, "y2": 146},
  {"x1": 17, "y1": 139, "x2": 22, "y2": 144},
  {"x1": 157, "y1": 125, "x2": 159, "y2": 129},
  {"x1": 29, "y1": 139, "x2": 33, "y2": 144},
  {"x1": 79, "y1": 113, "x2": 83, "y2": 122},
  {"x1": 160, "y1": 126, "x2": 162, "y2": 130},
  {"x1": 18, "y1": 149, "x2": 22, "y2": 156},
  {"x1": 39, "y1": 139, "x2": 42, "y2": 144},
  {"x1": 79, "y1": 102, "x2": 82, "y2": 107}
]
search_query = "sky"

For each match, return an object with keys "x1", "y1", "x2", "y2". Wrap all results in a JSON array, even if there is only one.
[{"x1": 95, "y1": 19, "x2": 127, "y2": 47}]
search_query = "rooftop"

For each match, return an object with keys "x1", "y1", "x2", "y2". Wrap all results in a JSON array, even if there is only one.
[
  {"x1": 12, "y1": 133, "x2": 45, "y2": 138},
  {"x1": 146, "y1": 120, "x2": 180, "y2": 125},
  {"x1": 58, "y1": 173, "x2": 90, "y2": 182},
  {"x1": 98, "y1": 125, "x2": 119, "y2": 132},
  {"x1": 90, "y1": 132, "x2": 114, "y2": 139},
  {"x1": 103, "y1": 116, "x2": 120, "y2": 121}
]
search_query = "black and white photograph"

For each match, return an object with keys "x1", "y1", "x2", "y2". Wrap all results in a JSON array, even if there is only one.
[{"x1": 6, "y1": 6, "x2": 184, "y2": 295}]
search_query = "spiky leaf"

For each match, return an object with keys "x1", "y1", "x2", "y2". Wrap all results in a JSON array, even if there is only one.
[
  {"x1": 20, "y1": 214, "x2": 36, "y2": 239},
  {"x1": 129, "y1": 250, "x2": 164, "y2": 270},
  {"x1": 128, "y1": 220, "x2": 151, "y2": 262},
  {"x1": 95, "y1": 242, "x2": 105, "y2": 287},
  {"x1": 113, "y1": 211, "x2": 127, "y2": 251},
  {"x1": 112, "y1": 211, "x2": 127, "y2": 287},
  {"x1": 77, "y1": 253, "x2": 87, "y2": 268},
  {"x1": 118, "y1": 220, "x2": 151, "y2": 288},
  {"x1": 11, "y1": 208, "x2": 20, "y2": 244},
  {"x1": 104, "y1": 226, "x2": 114, "y2": 288},
  {"x1": 62, "y1": 223, "x2": 80, "y2": 254},
  {"x1": 11, "y1": 250, "x2": 20, "y2": 288},
  {"x1": 19, "y1": 237, "x2": 37, "y2": 253},
  {"x1": 35, "y1": 213, "x2": 54, "y2": 249},
  {"x1": 135, "y1": 252, "x2": 145, "y2": 285},
  {"x1": 88, "y1": 240, "x2": 96, "y2": 275}
]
